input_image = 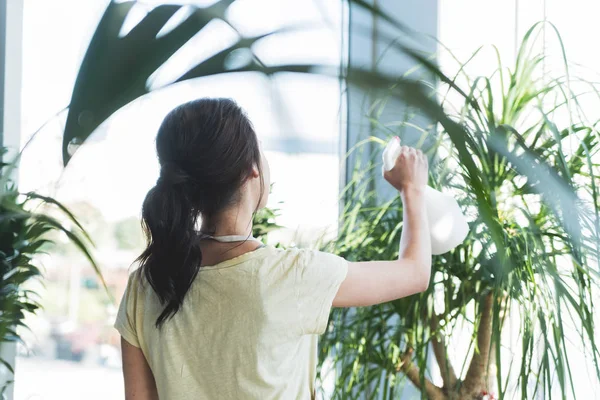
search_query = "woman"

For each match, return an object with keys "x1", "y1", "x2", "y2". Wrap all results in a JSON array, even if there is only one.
[{"x1": 115, "y1": 98, "x2": 431, "y2": 399}]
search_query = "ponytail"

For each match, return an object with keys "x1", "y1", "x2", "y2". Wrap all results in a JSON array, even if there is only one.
[
  {"x1": 137, "y1": 163, "x2": 202, "y2": 327},
  {"x1": 138, "y1": 98, "x2": 263, "y2": 327}
]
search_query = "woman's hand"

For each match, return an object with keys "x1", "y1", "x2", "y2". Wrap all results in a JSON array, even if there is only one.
[{"x1": 383, "y1": 145, "x2": 428, "y2": 192}]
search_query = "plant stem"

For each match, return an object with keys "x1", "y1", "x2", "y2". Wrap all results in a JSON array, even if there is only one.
[
  {"x1": 430, "y1": 312, "x2": 458, "y2": 390},
  {"x1": 460, "y1": 293, "x2": 495, "y2": 398},
  {"x1": 398, "y1": 348, "x2": 446, "y2": 400}
]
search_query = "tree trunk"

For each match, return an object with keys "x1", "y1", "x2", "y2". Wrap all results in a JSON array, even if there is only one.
[
  {"x1": 403, "y1": 293, "x2": 507, "y2": 400},
  {"x1": 397, "y1": 348, "x2": 446, "y2": 400},
  {"x1": 459, "y1": 293, "x2": 495, "y2": 399},
  {"x1": 430, "y1": 313, "x2": 458, "y2": 391}
]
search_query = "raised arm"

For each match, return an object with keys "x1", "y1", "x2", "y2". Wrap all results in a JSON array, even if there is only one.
[{"x1": 333, "y1": 145, "x2": 431, "y2": 307}]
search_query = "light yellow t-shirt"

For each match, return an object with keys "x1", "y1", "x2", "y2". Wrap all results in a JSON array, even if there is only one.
[{"x1": 114, "y1": 245, "x2": 348, "y2": 400}]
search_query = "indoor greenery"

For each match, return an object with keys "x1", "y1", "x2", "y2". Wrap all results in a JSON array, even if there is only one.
[
  {"x1": 252, "y1": 203, "x2": 282, "y2": 243},
  {"x1": 0, "y1": 150, "x2": 101, "y2": 391},
  {"x1": 318, "y1": 24, "x2": 600, "y2": 399}
]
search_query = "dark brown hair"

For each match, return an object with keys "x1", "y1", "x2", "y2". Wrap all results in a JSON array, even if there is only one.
[{"x1": 137, "y1": 98, "x2": 262, "y2": 327}]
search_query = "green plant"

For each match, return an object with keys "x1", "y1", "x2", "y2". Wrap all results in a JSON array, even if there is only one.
[
  {"x1": 318, "y1": 24, "x2": 600, "y2": 399},
  {"x1": 62, "y1": 0, "x2": 322, "y2": 166},
  {"x1": 0, "y1": 150, "x2": 102, "y2": 388},
  {"x1": 252, "y1": 204, "x2": 282, "y2": 243}
]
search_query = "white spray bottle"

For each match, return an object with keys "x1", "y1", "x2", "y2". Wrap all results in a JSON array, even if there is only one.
[{"x1": 382, "y1": 137, "x2": 469, "y2": 255}]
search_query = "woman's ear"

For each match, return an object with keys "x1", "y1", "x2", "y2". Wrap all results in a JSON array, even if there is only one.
[{"x1": 250, "y1": 165, "x2": 260, "y2": 179}]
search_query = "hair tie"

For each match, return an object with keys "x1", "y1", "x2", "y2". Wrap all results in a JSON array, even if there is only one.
[{"x1": 158, "y1": 162, "x2": 189, "y2": 186}]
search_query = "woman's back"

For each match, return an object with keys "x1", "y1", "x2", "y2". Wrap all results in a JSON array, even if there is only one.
[
  {"x1": 116, "y1": 246, "x2": 348, "y2": 399},
  {"x1": 115, "y1": 98, "x2": 433, "y2": 399}
]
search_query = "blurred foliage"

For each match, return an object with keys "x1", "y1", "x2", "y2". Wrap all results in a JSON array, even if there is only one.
[
  {"x1": 62, "y1": 0, "x2": 322, "y2": 166},
  {"x1": 252, "y1": 201, "x2": 282, "y2": 244}
]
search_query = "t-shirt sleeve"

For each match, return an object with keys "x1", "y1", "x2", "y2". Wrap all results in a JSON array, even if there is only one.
[
  {"x1": 114, "y1": 271, "x2": 141, "y2": 348},
  {"x1": 295, "y1": 249, "x2": 349, "y2": 335}
]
